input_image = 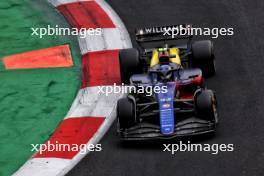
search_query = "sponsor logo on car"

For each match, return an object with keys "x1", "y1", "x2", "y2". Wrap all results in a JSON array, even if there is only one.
[{"x1": 162, "y1": 103, "x2": 171, "y2": 108}]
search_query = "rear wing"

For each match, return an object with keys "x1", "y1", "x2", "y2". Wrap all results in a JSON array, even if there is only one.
[{"x1": 135, "y1": 24, "x2": 193, "y2": 42}]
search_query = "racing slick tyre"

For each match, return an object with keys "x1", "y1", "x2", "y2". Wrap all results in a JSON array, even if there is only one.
[
  {"x1": 195, "y1": 89, "x2": 218, "y2": 122},
  {"x1": 191, "y1": 40, "x2": 216, "y2": 77},
  {"x1": 119, "y1": 48, "x2": 140, "y2": 84},
  {"x1": 117, "y1": 97, "x2": 137, "y2": 129}
]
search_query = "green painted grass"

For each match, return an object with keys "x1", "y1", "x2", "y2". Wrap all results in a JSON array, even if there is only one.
[{"x1": 0, "y1": 1, "x2": 81, "y2": 175}]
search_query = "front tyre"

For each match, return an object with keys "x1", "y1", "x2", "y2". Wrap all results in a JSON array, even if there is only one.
[
  {"x1": 117, "y1": 97, "x2": 137, "y2": 129},
  {"x1": 195, "y1": 89, "x2": 218, "y2": 122}
]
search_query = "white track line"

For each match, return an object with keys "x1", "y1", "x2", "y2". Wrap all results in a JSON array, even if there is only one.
[
  {"x1": 48, "y1": 0, "x2": 92, "y2": 7},
  {"x1": 66, "y1": 86, "x2": 124, "y2": 118},
  {"x1": 14, "y1": 158, "x2": 71, "y2": 176},
  {"x1": 78, "y1": 28, "x2": 130, "y2": 54}
]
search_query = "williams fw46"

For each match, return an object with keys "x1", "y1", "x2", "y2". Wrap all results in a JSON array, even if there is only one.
[{"x1": 117, "y1": 24, "x2": 218, "y2": 140}]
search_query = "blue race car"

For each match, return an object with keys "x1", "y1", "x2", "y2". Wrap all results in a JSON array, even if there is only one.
[{"x1": 117, "y1": 25, "x2": 218, "y2": 140}]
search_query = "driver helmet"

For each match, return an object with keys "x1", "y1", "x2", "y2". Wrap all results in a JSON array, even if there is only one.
[{"x1": 158, "y1": 47, "x2": 170, "y2": 63}]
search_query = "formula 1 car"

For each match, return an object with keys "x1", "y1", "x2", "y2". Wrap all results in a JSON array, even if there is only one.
[{"x1": 117, "y1": 24, "x2": 218, "y2": 140}]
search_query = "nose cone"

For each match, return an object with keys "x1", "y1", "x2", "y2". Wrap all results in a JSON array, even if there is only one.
[{"x1": 156, "y1": 82, "x2": 176, "y2": 135}]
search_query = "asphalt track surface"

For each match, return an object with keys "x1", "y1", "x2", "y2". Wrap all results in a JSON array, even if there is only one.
[{"x1": 68, "y1": 0, "x2": 264, "y2": 176}]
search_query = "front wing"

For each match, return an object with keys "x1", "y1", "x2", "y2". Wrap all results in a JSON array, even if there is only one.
[{"x1": 118, "y1": 117, "x2": 216, "y2": 140}]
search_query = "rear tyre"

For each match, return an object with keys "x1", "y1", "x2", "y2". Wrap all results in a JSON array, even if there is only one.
[
  {"x1": 119, "y1": 48, "x2": 140, "y2": 84},
  {"x1": 192, "y1": 40, "x2": 216, "y2": 77},
  {"x1": 117, "y1": 97, "x2": 136, "y2": 129},
  {"x1": 195, "y1": 89, "x2": 217, "y2": 122}
]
